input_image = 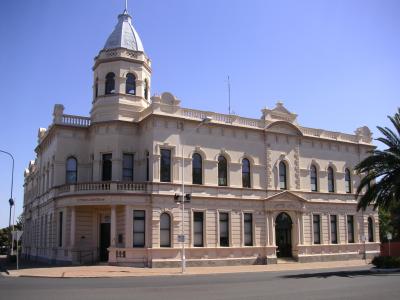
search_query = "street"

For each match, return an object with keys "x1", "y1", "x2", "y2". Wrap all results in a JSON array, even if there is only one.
[{"x1": 0, "y1": 267, "x2": 399, "y2": 300}]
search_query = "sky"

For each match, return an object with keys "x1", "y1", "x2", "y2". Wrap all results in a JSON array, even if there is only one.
[{"x1": 0, "y1": 0, "x2": 399, "y2": 228}]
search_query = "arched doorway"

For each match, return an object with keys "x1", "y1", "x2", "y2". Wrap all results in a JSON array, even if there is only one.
[{"x1": 275, "y1": 212, "x2": 292, "y2": 258}]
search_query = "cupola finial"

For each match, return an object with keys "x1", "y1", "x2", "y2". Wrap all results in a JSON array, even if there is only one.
[{"x1": 124, "y1": 0, "x2": 128, "y2": 13}]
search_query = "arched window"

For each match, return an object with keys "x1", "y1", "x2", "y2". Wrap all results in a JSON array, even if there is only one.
[
  {"x1": 144, "y1": 79, "x2": 149, "y2": 100},
  {"x1": 105, "y1": 72, "x2": 115, "y2": 94},
  {"x1": 242, "y1": 158, "x2": 251, "y2": 188},
  {"x1": 345, "y1": 168, "x2": 352, "y2": 193},
  {"x1": 94, "y1": 77, "x2": 98, "y2": 98},
  {"x1": 310, "y1": 165, "x2": 317, "y2": 192},
  {"x1": 279, "y1": 161, "x2": 287, "y2": 190},
  {"x1": 368, "y1": 217, "x2": 374, "y2": 242},
  {"x1": 218, "y1": 155, "x2": 227, "y2": 186},
  {"x1": 66, "y1": 157, "x2": 77, "y2": 184},
  {"x1": 192, "y1": 153, "x2": 203, "y2": 185},
  {"x1": 327, "y1": 167, "x2": 334, "y2": 192},
  {"x1": 125, "y1": 73, "x2": 136, "y2": 95},
  {"x1": 160, "y1": 213, "x2": 171, "y2": 247}
]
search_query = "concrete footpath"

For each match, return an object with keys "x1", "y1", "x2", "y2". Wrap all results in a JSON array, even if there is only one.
[{"x1": 2, "y1": 259, "x2": 373, "y2": 278}]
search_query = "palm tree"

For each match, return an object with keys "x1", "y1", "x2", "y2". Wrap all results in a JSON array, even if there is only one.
[{"x1": 355, "y1": 108, "x2": 400, "y2": 211}]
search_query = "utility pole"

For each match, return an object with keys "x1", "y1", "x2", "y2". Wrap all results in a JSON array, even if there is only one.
[{"x1": 0, "y1": 150, "x2": 15, "y2": 256}]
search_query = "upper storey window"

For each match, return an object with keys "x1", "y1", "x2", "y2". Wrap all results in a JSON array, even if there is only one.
[
  {"x1": 218, "y1": 155, "x2": 228, "y2": 186},
  {"x1": 345, "y1": 168, "x2": 352, "y2": 193},
  {"x1": 192, "y1": 153, "x2": 203, "y2": 185},
  {"x1": 310, "y1": 165, "x2": 317, "y2": 192},
  {"x1": 66, "y1": 157, "x2": 77, "y2": 184},
  {"x1": 105, "y1": 72, "x2": 115, "y2": 95},
  {"x1": 145, "y1": 151, "x2": 150, "y2": 181},
  {"x1": 144, "y1": 79, "x2": 149, "y2": 100},
  {"x1": 95, "y1": 78, "x2": 99, "y2": 98},
  {"x1": 123, "y1": 154, "x2": 134, "y2": 181},
  {"x1": 327, "y1": 167, "x2": 335, "y2": 193},
  {"x1": 160, "y1": 149, "x2": 171, "y2": 183},
  {"x1": 126, "y1": 73, "x2": 136, "y2": 95},
  {"x1": 279, "y1": 161, "x2": 287, "y2": 190},
  {"x1": 102, "y1": 153, "x2": 112, "y2": 181},
  {"x1": 242, "y1": 158, "x2": 251, "y2": 188}
]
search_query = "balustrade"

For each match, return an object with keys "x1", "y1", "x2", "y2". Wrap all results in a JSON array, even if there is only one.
[{"x1": 61, "y1": 114, "x2": 91, "y2": 127}]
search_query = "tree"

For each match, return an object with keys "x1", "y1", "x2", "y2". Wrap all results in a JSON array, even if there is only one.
[
  {"x1": 0, "y1": 215, "x2": 23, "y2": 254},
  {"x1": 355, "y1": 108, "x2": 400, "y2": 211}
]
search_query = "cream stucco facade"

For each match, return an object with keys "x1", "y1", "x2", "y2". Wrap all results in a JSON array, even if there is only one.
[{"x1": 21, "y1": 8, "x2": 380, "y2": 267}]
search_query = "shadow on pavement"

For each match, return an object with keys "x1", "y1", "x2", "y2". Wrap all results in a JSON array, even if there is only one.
[
  {"x1": 0, "y1": 255, "x2": 86, "y2": 273},
  {"x1": 281, "y1": 269, "x2": 400, "y2": 279}
]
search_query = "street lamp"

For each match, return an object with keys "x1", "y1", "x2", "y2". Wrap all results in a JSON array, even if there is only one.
[
  {"x1": 0, "y1": 150, "x2": 15, "y2": 255},
  {"x1": 180, "y1": 116, "x2": 212, "y2": 273}
]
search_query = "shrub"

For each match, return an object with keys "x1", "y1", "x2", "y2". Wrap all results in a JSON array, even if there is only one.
[{"x1": 372, "y1": 256, "x2": 400, "y2": 268}]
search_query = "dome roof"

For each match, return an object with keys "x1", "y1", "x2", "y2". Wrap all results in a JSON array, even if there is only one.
[{"x1": 103, "y1": 9, "x2": 144, "y2": 52}]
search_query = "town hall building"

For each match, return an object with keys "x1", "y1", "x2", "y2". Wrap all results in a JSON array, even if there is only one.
[{"x1": 22, "y1": 7, "x2": 380, "y2": 267}]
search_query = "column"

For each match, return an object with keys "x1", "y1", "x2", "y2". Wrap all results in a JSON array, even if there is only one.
[
  {"x1": 70, "y1": 207, "x2": 76, "y2": 248},
  {"x1": 344, "y1": 214, "x2": 348, "y2": 244},
  {"x1": 310, "y1": 213, "x2": 314, "y2": 245},
  {"x1": 270, "y1": 213, "x2": 275, "y2": 246},
  {"x1": 125, "y1": 205, "x2": 132, "y2": 248},
  {"x1": 297, "y1": 212, "x2": 301, "y2": 245},
  {"x1": 111, "y1": 205, "x2": 117, "y2": 247},
  {"x1": 300, "y1": 213, "x2": 304, "y2": 244},
  {"x1": 265, "y1": 211, "x2": 269, "y2": 246},
  {"x1": 327, "y1": 213, "x2": 331, "y2": 244}
]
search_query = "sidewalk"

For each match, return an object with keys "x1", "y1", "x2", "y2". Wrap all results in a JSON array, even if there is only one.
[{"x1": 3, "y1": 259, "x2": 372, "y2": 278}]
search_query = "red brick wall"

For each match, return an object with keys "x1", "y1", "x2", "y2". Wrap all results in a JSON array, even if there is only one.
[{"x1": 381, "y1": 242, "x2": 400, "y2": 256}]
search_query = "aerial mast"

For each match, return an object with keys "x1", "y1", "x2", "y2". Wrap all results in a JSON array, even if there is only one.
[{"x1": 228, "y1": 75, "x2": 231, "y2": 115}]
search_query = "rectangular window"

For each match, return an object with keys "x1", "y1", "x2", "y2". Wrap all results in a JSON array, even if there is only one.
[
  {"x1": 49, "y1": 214, "x2": 53, "y2": 248},
  {"x1": 345, "y1": 180, "x2": 351, "y2": 194},
  {"x1": 347, "y1": 215, "x2": 354, "y2": 243},
  {"x1": 40, "y1": 216, "x2": 44, "y2": 247},
  {"x1": 133, "y1": 210, "x2": 145, "y2": 247},
  {"x1": 219, "y1": 212, "x2": 229, "y2": 247},
  {"x1": 313, "y1": 214, "x2": 321, "y2": 244},
  {"x1": 44, "y1": 215, "x2": 48, "y2": 247},
  {"x1": 330, "y1": 215, "x2": 337, "y2": 244},
  {"x1": 102, "y1": 153, "x2": 112, "y2": 181},
  {"x1": 58, "y1": 211, "x2": 63, "y2": 247},
  {"x1": 160, "y1": 149, "x2": 171, "y2": 182},
  {"x1": 244, "y1": 213, "x2": 253, "y2": 246},
  {"x1": 146, "y1": 152, "x2": 150, "y2": 181},
  {"x1": 193, "y1": 212, "x2": 204, "y2": 247},
  {"x1": 122, "y1": 153, "x2": 134, "y2": 181}
]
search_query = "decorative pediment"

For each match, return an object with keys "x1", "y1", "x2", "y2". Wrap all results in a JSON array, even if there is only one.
[
  {"x1": 265, "y1": 191, "x2": 307, "y2": 211},
  {"x1": 266, "y1": 121, "x2": 303, "y2": 136},
  {"x1": 261, "y1": 101, "x2": 298, "y2": 124}
]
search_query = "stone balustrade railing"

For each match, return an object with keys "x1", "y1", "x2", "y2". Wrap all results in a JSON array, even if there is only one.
[
  {"x1": 49, "y1": 107, "x2": 370, "y2": 145},
  {"x1": 117, "y1": 182, "x2": 147, "y2": 191},
  {"x1": 61, "y1": 114, "x2": 91, "y2": 127},
  {"x1": 56, "y1": 182, "x2": 147, "y2": 196},
  {"x1": 181, "y1": 108, "x2": 369, "y2": 144}
]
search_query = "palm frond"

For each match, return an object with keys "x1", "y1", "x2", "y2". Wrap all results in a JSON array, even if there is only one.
[{"x1": 355, "y1": 108, "x2": 400, "y2": 211}]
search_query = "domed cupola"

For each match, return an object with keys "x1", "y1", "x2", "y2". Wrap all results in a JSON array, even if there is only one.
[
  {"x1": 103, "y1": 9, "x2": 144, "y2": 52},
  {"x1": 90, "y1": 4, "x2": 152, "y2": 123}
]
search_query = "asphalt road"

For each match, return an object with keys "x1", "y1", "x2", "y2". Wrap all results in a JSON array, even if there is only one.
[{"x1": 1, "y1": 267, "x2": 399, "y2": 300}]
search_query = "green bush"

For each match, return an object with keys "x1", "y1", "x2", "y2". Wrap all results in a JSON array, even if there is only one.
[{"x1": 372, "y1": 256, "x2": 400, "y2": 268}]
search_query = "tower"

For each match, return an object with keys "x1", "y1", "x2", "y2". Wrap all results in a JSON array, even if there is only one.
[{"x1": 91, "y1": 7, "x2": 151, "y2": 122}]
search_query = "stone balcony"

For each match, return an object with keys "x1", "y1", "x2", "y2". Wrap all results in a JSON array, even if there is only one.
[{"x1": 56, "y1": 182, "x2": 148, "y2": 197}]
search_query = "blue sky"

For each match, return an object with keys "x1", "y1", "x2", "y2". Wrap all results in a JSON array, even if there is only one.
[{"x1": 0, "y1": 0, "x2": 399, "y2": 228}]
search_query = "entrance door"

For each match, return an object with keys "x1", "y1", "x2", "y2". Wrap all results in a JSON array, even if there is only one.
[
  {"x1": 275, "y1": 212, "x2": 292, "y2": 258},
  {"x1": 99, "y1": 223, "x2": 111, "y2": 262}
]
